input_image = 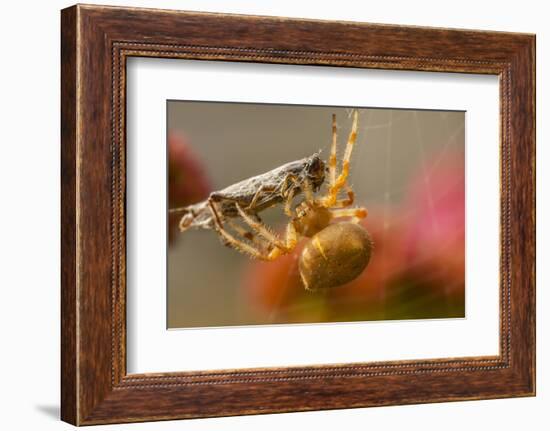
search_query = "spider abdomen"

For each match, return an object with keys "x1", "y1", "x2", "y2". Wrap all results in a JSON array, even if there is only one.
[{"x1": 299, "y1": 222, "x2": 373, "y2": 291}]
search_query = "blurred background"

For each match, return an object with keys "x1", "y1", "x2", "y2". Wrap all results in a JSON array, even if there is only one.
[{"x1": 167, "y1": 101, "x2": 465, "y2": 329}]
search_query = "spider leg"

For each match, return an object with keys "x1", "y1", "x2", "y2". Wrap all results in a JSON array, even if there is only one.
[
  {"x1": 267, "y1": 221, "x2": 299, "y2": 260},
  {"x1": 329, "y1": 185, "x2": 355, "y2": 209},
  {"x1": 321, "y1": 109, "x2": 359, "y2": 207},
  {"x1": 235, "y1": 203, "x2": 289, "y2": 251},
  {"x1": 225, "y1": 219, "x2": 261, "y2": 247},
  {"x1": 207, "y1": 198, "x2": 276, "y2": 261},
  {"x1": 329, "y1": 113, "x2": 338, "y2": 186},
  {"x1": 228, "y1": 219, "x2": 286, "y2": 257},
  {"x1": 329, "y1": 206, "x2": 368, "y2": 223}
]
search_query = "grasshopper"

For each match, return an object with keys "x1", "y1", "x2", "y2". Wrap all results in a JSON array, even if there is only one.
[{"x1": 169, "y1": 152, "x2": 326, "y2": 232}]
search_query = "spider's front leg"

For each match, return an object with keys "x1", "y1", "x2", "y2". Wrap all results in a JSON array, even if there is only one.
[{"x1": 320, "y1": 109, "x2": 359, "y2": 208}]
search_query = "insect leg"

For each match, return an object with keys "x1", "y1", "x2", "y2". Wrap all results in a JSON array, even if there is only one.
[
  {"x1": 246, "y1": 184, "x2": 276, "y2": 211},
  {"x1": 280, "y1": 174, "x2": 299, "y2": 216},
  {"x1": 280, "y1": 173, "x2": 312, "y2": 216},
  {"x1": 178, "y1": 212, "x2": 194, "y2": 232},
  {"x1": 283, "y1": 187, "x2": 297, "y2": 216},
  {"x1": 167, "y1": 201, "x2": 211, "y2": 232},
  {"x1": 300, "y1": 176, "x2": 315, "y2": 202}
]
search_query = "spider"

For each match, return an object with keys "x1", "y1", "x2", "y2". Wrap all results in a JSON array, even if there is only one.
[{"x1": 208, "y1": 109, "x2": 373, "y2": 291}]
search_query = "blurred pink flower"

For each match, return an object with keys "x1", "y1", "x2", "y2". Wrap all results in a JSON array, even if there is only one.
[
  {"x1": 168, "y1": 131, "x2": 212, "y2": 243},
  {"x1": 400, "y1": 152, "x2": 465, "y2": 297},
  {"x1": 243, "y1": 243, "x2": 305, "y2": 315}
]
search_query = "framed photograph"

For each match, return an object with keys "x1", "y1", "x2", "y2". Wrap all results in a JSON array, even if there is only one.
[{"x1": 61, "y1": 4, "x2": 535, "y2": 425}]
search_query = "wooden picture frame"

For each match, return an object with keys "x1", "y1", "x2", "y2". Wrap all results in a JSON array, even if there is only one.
[{"x1": 61, "y1": 4, "x2": 535, "y2": 425}]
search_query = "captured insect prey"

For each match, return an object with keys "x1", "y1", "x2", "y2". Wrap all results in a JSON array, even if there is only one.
[{"x1": 169, "y1": 109, "x2": 373, "y2": 291}]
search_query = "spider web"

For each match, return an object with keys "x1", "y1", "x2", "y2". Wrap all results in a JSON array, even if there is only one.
[{"x1": 266, "y1": 107, "x2": 466, "y2": 323}]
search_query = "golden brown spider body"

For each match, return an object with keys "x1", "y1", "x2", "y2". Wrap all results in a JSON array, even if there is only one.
[
  {"x1": 292, "y1": 201, "x2": 332, "y2": 238},
  {"x1": 290, "y1": 197, "x2": 371, "y2": 291},
  {"x1": 299, "y1": 222, "x2": 373, "y2": 291}
]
